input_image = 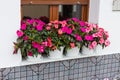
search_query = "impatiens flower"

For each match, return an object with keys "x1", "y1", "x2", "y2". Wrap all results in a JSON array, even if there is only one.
[
  {"x1": 75, "y1": 34, "x2": 82, "y2": 41},
  {"x1": 23, "y1": 36, "x2": 28, "y2": 41},
  {"x1": 16, "y1": 30, "x2": 24, "y2": 37},
  {"x1": 37, "y1": 45, "x2": 44, "y2": 53},
  {"x1": 48, "y1": 23, "x2": 52, "y2": 26},
  {"x1": 47, "y1": 37, "x2": 52, "y2": 47},
  {"x1": 89, "y1": 41, "x2": 97, "y2": 49},
  {"x1": 54, "y1": 24, "x2": 58, "y2": 29},
  {"x1": 85, "y1": 27, "x2": 91, "y2": 33},
  {"x1": 28, "y1": 51, "x2": 33, "y2": 56},
  {"x1": 27, "y1": 19, "x2": 34, "y2": 24},
  {"x1": 60, "y1": 20, "x2": 67, "y2": 27},
  {"x1": 97, "y1": 32, "x2": 103, "y2": 37},
  {"x1": 46, "y1": 26, "x2": 51, "y2": 30},
  {"x1": 91, "y1": 41, "x2": 97, "y2": 48},
  {"x1": 99, "y1": 28, "x2": 104, "y2": 32},
  {"x1": 36, "y1": 25, "x2": 43, "y2": 31},
  {"x1": 99, "y1": 38, "x2": 104, "y2": 44},
  {"x1": 61, "y1": 26, "x2": 72, "y2": 34},
  {"x1": 66, "y1": 28, "x2": 72, "y2": 35},
  {"x1": 92, "y1": 33, "x2": 98, "y2": 37},
  {"x1": 80, "y1": 27, "x2": 86, "y2": 32},
  {"x1": 105, "y1": 40, "x2": 110, "y2": 47},
  {"x1": 36, "y1": 21, "x2": 45, "y2": 31},
  {"x1": 79, "y1": 21, "x2": 85, "y2": 26},
  {"x1": 70, "y1": 42, "x2": 75, "y2": 48},
  {"x1": 32, "y1": 42, "x2": 39, "y2": 48},
  {"x1": 61, "y1": 26, "x2": 68, "y2": 32},
  {"x1": 85, "y1": 35, "x2": 93, "y2": 41},
  {"x1": 104, "y1": 31, "x2": 109, "y2": 38},
  {"x1": 21, "y1": 23, "x2": 26, "y2": 30},
  {"x1": 89, "y1": 45, "x2": 93, "y2": 49},
  {"x1": 58, "y1": 29, "x2": 63, "y2": 35},
  {"x1": 53, "y1": 20, "x2": 58, "y2": 24},
  {"x1": 72, "y1": 18, "x2": 79, "y2": 22},
  {"x1": 42, "y1": 41, "x2": 48, "y2": 46}
]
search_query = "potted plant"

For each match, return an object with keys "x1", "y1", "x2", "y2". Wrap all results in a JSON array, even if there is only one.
[
  {"x1": 45, "y1": 20, "x2": 65, "y2": 59},
  {"x1": 63, "y1": 18, "x2": 83, "y2": 57},
  {"x1": 13, "y1": 19, "x2": 47, "y2": 61},
  {"x1": 81, "y1": 22, "x2": 110, "y2": 54}
]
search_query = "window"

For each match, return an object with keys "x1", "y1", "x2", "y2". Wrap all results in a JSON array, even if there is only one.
[{"x1": 21, "y1": 0, "x2": 89, "y2": 21}]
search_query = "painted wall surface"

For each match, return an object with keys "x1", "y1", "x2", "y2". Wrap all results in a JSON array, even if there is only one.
[
  {"x1": 98, "y1": 0, "x2": 120, "y2": 53},
  {"x1": 89, "y1": 0, "x2": 120, "y2": 54},
  {"x1": 0, "y1": 0, "x2": 120, "y2": 68},
  {"x1": 89, "y1": 0, "x2": 100, "y2": 24},
  {"x1": 0, "y1": 0, "x2": 21, "y2": 68}
]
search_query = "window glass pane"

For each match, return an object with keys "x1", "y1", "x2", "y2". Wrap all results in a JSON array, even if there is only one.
[
  {"x1": 22, "y1": 5, "x2": 49, "y2": 23},
  {"x1": 59, "y1": 5, "x2": 82, "y2": 21}
]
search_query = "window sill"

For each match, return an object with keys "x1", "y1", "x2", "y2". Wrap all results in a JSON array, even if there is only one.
[{"x1": 20, "y1": 52, "x2": 116, "y2": 67}]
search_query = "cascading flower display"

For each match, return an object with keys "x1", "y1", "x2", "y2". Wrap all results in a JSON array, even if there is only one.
[{"x1": 13, "y1": 17, "x2": 110, "y2": 59}]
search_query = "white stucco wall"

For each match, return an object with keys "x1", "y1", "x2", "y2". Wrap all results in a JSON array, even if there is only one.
[
  {"x1": 98, "y1": 0, "x2": 120, "y2": 53},
  {"x1": 0, "y1": 0, "x2": 120, "y2": 68},
  {"x1": 0, "y1": 0, "x2": 21, "y2": 68},
  {"x1": 89, "y1": 0, "x2": 120, "y2": 54}
]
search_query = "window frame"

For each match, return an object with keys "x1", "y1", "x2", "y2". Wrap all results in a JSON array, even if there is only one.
[{"x1": 21, "y1": 0, "x2": 89, "y2": 21}]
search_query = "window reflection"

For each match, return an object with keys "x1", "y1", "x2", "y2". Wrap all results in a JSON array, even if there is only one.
[
  {"x1": 59, "y1": 5, "x2": 82, "y2": 21},
  {"x1": 22, "y1": 5, "x2": 49, "y2": 23}
]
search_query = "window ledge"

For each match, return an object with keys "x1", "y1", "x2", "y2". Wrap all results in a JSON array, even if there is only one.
[{"x1": 20, "y1": 52, "x2": 117, "y2": 67}]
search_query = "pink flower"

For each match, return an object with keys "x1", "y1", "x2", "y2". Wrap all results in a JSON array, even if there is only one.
[
  {"x1": 85, "y1": 35, "x2": 93, "y2": 41},
  {"x1": 97, "y1": 32, "x2": 103, "y2": 37},
  {"x1": 79, "y1": 21, "x2": 85, "y2": 26},
  {"x1": 53, "y1": 20, "x2": 58, "y2": 24},
  {"x1": 104, "y1": 31, "x2": 109, "y2": 38},
  {"x1": 36, "y1": 21, "x2": 45, "y2": 31},
  {"x1": 89, "y1": 45, "x2": 93, "y2": 49},
  {"x1": 37, "y1": 45, "x2": 44, "y2": 53},
  {"x1": 28, "y1": 51, "x2": 33, "y2": 56},
  {"x1": 99, "y1": 28, "x2": 104, "y2": 32},
  {"x1": 70, "y1": 43, "x2": 75, "y2": 48},
  {"x1": 47, "y1": 37, "x2": 52, "y2": 47},
  {"x1": 80, "y1": 27, "x2": 86, "y2": 32},
  {"x1": 61, "y1": 26, "x2": 72, "y2": 34},
  {"x1": 85, "y1": 27, "x2": 91, "y2": 33},
  {"x1": 99, "y1": 38, "x2": 104, "y2": 44},
  {"x1": 92, "y1": 33, "x2": 98, "y2": 37},
  {"x1": 21, "y1": 23, "x2": 26, "y2": 30},
  {"x1": 23, "y1": 36, "x2": 28, "y2": 41},
  {"x1": 60, "y1": 21, "x2": 67, "y2": 27},
  {"x1": 58, "y1": 29, "x2": 63, "y2": 35},
  {"x1": 75, "y1": 34, "x2": 82, "y2": 41},
  {"x1": 48, "y1": 23, "x2": 52, "y2": 26},
  {"x1": 105, "y1": 40, "x2": 110, "y2": 47},
  {"x1": 72, "y1": 18, "x2": 79, "y2": 22},
  {"x1": 61, "y1": 26, "x2": 68, "y2": 32},
  {"x1": 27, "y1": 19, "x2": 34, "y2": 24},
  {"x1": 91, "y1": 41, "x2": 97, "y2": 48},
  {"x1": 32, "y1": 42, "x2": 39, "y2": 48},
  {"x1": 89, "y1": 41, "x2": 97, "y2": 49},
  {"x1": 46, "y1": 26, "x2": 51, "y2": 30},
  {"x1": 42, "y1": 41, "x2": 48, "y2": 46},
  {"x1": 36, "y1": 25, "x2": 43, "y2": 31},
  {"x1": 54, "y1": 24, "x2": 58, "y2": 29},
  {"x1": 16, "y1": 30, "x2": 24, "y2": 37},
  {"x1": 66, "y1": 28, "x2": 72, "y2": 34}
]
